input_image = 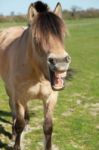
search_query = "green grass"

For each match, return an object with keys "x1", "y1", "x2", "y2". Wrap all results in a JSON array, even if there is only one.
[{"x1": 0, "y1": 18, "x2": 99, "y2": 150}]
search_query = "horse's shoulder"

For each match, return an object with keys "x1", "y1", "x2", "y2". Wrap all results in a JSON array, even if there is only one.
[
  {"x1": 6, "y1": 27, "x2": 25, "y2": 36},
  {"x1": 0, "y1": 27, "x2": 26, "y2": 50},
  {"x1": 0, "y1": 26, "x2": 26, "y2": 41}
]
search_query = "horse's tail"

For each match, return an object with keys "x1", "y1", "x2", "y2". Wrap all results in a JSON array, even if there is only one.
[
  {"x1": 0, "y1": 31, "x2": 3, "y2": 76},
  {"x1": 0, "y1": 30, "x2": 7, "y2": 76}
]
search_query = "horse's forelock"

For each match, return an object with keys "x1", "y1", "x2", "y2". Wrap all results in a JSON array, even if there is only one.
[{"x1": 31, "y1": 12, "x2": 66, "y2": 50}]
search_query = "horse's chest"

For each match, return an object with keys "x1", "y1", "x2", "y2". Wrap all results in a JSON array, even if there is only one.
[
  {"x1": 16, "y1": 80, "x2": 52, "y2": 100},
  {"x1": 27, "y1": 82, "x2": 40, "y2": 99},
  {"x1": 28, "y1": 82, "x2": 52, "y2": 99}
]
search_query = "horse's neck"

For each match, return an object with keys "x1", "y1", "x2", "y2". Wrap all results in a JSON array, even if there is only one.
[
  {"x1": 23, "y1": 28, "x2": 48, "y2": 82},
  {"x1": 23, "y1": 29, "x2": 44, "y2": 80}
]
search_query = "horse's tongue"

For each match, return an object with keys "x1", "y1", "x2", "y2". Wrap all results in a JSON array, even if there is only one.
[{"x1": 54, "y1": 77, "x2": 64, "y2": 89}]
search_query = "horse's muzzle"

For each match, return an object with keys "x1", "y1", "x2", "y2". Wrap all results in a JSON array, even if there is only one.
[{"x1": 47, "y1": 55, "x2": 71, "y2": 90}]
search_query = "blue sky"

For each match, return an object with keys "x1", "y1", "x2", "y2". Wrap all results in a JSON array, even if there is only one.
[{"x1": 0, "y1": 0, "x2": 99, "y2": 15}]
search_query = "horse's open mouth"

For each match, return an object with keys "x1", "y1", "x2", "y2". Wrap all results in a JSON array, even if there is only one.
[{"x1": 49, "y1": 69, "x2": 66, "y2": 91}]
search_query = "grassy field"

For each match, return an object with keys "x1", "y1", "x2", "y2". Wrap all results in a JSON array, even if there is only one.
[{"x1": 0, "y1": 18, "x2": 99, "y2": 150}]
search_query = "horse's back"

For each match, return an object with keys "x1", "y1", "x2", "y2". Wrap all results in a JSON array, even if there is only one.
[
  {"x1": 0, "y1": 27, "x2": 25, "y2": 76},
  {"x1": 0, "y1": 27, "x2": 25, "y2": 50}
]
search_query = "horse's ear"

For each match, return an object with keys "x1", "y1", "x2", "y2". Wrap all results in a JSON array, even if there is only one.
[
  {"x1": 54, "y1": 2, "x2": 62, "y2": 18},
  {"x1": 27, "y1": 3, "x2": 38, "y2": 24}
]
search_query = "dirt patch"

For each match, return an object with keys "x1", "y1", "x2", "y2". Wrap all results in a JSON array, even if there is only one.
[
  {"x1": 70, "y1": 140, "x2": 84, "y2": 149},
  {"x1": 89, "y1": 103, "x2": 99, "y2": 116},
  {"x1": 62, "y1": 108, "x2": 74, "y2": 117},
  {"x1": 37, "y1": 142, "x2": 59, "y2": 150}
]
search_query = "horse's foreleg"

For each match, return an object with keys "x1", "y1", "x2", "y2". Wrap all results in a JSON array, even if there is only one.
[
  {"x1": 25, "y1": 105, "x2": 30, "y2": 125},
  {"x1": 14, "y1": 101, "x2": 25, "y2": 150},
  {"x1": 5, "y1": 87, "x2": 16, "y2": 140},
  {"x1": 43, "y1": 92, "x2": 58, "y2": 150},
  {"x1": 9, "y1": 98, "x2": 16, "y2": 140}
]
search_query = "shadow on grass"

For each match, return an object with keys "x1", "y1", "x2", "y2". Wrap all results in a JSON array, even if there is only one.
[
  {"x1": 0, "y1": 110, "x2": 12, "y2": 124},
  {"x1": 0, "y1": 140, "x2": 13, "y2": 150},
  {"x1": 0, "y1": 110, "x2": 11, "y2": 117},
  {"x1": 0, "y1": 124, "x2": 12, "y2": 139},
  {"x1": 0, "y1": 110, "x2": 12, "y2": 149}
]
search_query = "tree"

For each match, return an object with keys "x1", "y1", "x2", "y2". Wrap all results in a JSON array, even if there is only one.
[
  {"x1": 71, "y1": 6, "x2": 81, "y2": 19},
  {"x1": 10, "y1": 11, "x2": 15, "y2": 16}
]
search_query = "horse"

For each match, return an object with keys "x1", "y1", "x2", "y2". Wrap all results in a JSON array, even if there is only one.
[{"x1": 0, "y1": 1, "x2": 71, "y2": 150}]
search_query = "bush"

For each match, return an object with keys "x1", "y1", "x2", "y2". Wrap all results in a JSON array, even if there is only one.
[
  {"x1": 0, "y1": 15, "x2": 27, "y2": 23},
  {"x1": 0, "y1": 8, "x2": 99, "y2": 23},
  {"x1": 63, "y1": 8, "x2": 99, "y2": 20}
]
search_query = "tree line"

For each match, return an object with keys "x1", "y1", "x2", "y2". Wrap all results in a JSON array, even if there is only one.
[{"x1": 0, "y1": 8, "x2": 99, "y2": 22}]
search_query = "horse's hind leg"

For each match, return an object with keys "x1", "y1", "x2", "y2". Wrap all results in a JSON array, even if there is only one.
[
  {"x1": 25, "y1": 105, "x2": 30, "y2": 125},
  {"x1": 43, "y1": 92, "x2": 58, "y2": 150},
  {"x1": 14, "y1": 101, "x2": 25, "y2": 150}
]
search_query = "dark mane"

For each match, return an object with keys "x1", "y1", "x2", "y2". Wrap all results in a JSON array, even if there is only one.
[
  {"x1": 32, "y1": 12, "x2": 65, "y2": 48},
  {"x1": 34, "y1": 1, "x2": 49, "y2": 12}
]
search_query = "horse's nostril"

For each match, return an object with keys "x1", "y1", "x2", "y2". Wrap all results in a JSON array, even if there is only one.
[{"x1": 65, "y1": 55, "x2": 71, "y2": 63}]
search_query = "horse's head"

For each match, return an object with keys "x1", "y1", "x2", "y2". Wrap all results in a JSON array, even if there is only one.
[{"x1": 28, "y1": 1, "x2": 71, "y2": 90}]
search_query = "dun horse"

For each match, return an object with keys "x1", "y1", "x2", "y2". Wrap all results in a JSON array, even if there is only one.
[{"x1": 0, "y1": 1, "x2": 71, "y2": 150}]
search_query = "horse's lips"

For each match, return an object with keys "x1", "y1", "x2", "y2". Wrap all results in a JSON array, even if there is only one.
[{"x1": 49, "y1": 69, "x2": 66, "y2": 91}]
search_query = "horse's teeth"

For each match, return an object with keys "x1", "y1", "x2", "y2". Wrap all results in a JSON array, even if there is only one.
[{"x1": 55, "y1": 72, "x2": 66, "y2": 78}]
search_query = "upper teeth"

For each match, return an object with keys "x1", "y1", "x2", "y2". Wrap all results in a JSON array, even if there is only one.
[{"x1": 55, "y1": 72, "x2": 66, "y2": 78}]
